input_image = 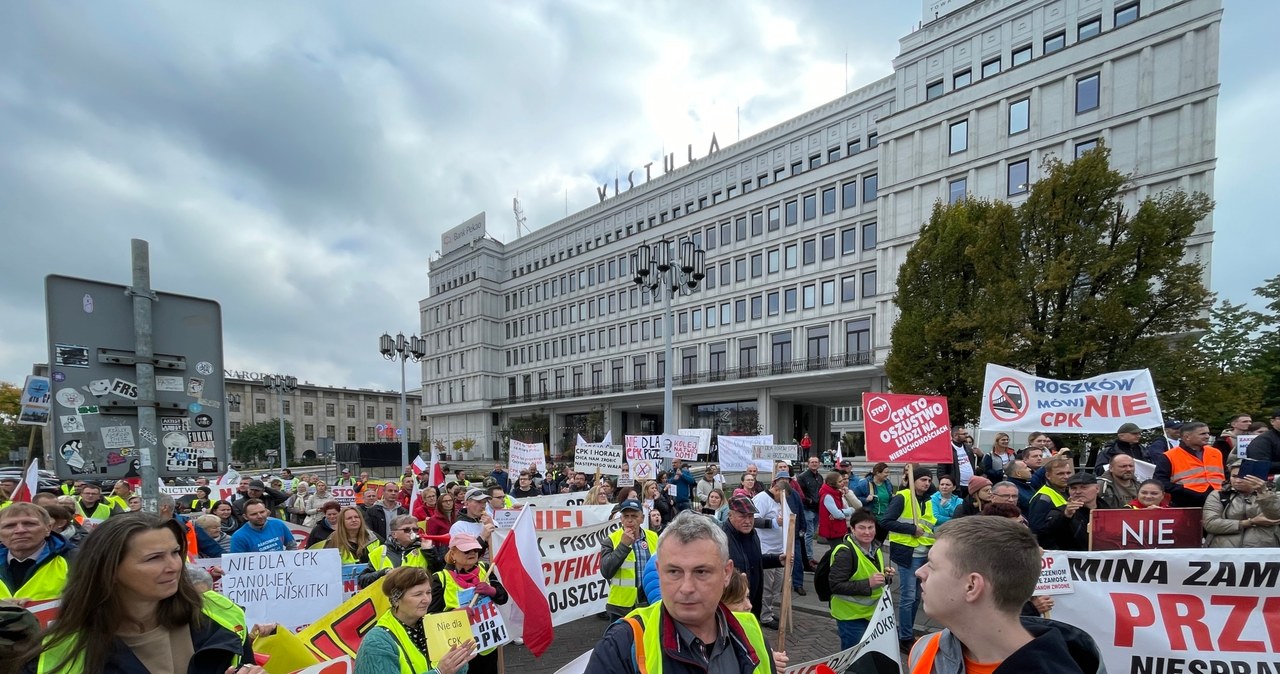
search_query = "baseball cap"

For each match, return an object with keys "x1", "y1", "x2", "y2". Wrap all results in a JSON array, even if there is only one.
[
  {"x1": 1117, "y1": 422, "x2": 1141, "y2": 434},
  {"x1": 449, "y1": 533, "x2": 482, "y2": 551},
  {"x1": 1163, "y1": 419, "x2": 1182, "y2": 429},
  {"x1": 465, "y1": 487, "x2": 488, "y2": 502},
  {"x1": 728, "y1": 495, "x2": 759, "y2": 514},
  {"x1": 248, "y1": 480, "x2": 266, "y2": 489},
  {"x1": 342, "y1": 468, "x2": 351, "y2": 474},
  {"x1": 616, "y1": 498, "x2": 643, "y2": 513},
  {"x1": 1067, "y1": 472, "x2": 1098, "y2": 486}
]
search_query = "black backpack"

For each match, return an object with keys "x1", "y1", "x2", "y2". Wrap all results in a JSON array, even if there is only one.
[{"x1": 813, "y1": 536, "x2": 852, "y2": 602}]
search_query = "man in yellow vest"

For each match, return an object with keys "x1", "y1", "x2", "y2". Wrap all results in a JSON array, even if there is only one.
[
  {"x1": 829, "y1": 510, "x2": 894, "y2": 650},
  {"x1": 585, "y1": 511, "x2": 775, "y2": 674},
  {"x1": 74, "y1": 482, "x2": 114, "y2": 529},
  {"x1": 1027, "y1": 455, "x2": 1074, "y2": 549},
  {"x1": 908, "y1": 517, "x2": 1104, "y2": 673},
  {"x1": 0, "y1": 503, "x2": 73, "y2": 602},
  {"x1": 881, "y1": 466, "x2": 936, "y2": 653},
  {"x1": 600, "y1": 498, "x2": 659, "y2": 621}
]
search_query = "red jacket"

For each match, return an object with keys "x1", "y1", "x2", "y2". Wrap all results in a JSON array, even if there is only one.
[{"x1": 817, "y1": 483, "x2": 847, "y2": 539}]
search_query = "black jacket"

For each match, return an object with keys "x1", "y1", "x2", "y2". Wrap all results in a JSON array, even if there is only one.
[
  {"x1": 1246, "y1": 427, "x2": 1280, "y2": 475},
  {"x1": 363, "y1": 502, "x2": 408, "y2": 543},
  {"x1": 881, "y1": 491, "x2": 932, "y2": 567},
  {"x1": 720, "y1": 520, "x2": 783, "y2": 620},
  {"x1": 909, "y1": 616, "x2": 1104, "y2": 674},
  {"x1": 796, "y1": 469, "x2": 823, "y2": 512},
  {"x1": 23, "y1": 615, "x2": 253, "y2": 674},
  {"x1": 1093, "y1": 439, "x2": 1145, "y2": 471}
]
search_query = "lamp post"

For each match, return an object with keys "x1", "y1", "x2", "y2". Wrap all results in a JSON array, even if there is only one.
[
  {"x1": 225, "y1": 392, "x2": 241, "y2": 459},
  {"x1": 632, "y1": 238, "x2": 705, "y2": 435},
  {"x1": 379, "y1": 332, "x2": 426, "y2": 471},
  {"x1": 261, "y1": 374, "x2": 297, "y2": 471}
]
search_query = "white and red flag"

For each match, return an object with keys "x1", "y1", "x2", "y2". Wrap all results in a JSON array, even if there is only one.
[
  {"x1": 9, "y1": 460, "x2": 39, "y2": 502},
  {"x1": 492, "y1": 506, "x2": 553, "y2": 656}
]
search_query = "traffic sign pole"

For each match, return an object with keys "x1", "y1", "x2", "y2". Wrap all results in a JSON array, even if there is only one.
[{"x1": 131, "y1": 239, "x2": 161, "y2": 512}]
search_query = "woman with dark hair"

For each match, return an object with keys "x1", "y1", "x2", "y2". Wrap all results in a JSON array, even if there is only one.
[
  {"x1": 425, "y1": 492, "x2": 457, "y2": 572},
  {"x1": 1129, "y1": 479, "x2": 1171, "y2": 509},
  {"x1": 211, "y1": 500, "x2": 241, "y2": 536},
  {"x1": 21, "y1": 513, "x2": 260, "y2": 674},
  {"x1": 303, "y1": 501, "x2": 342, "y2": 549},
  {"x1": 817, "y1": 471, "x2": 856, "y2": 544},
  {"x1": 354, "y1": 566, "x2": 475, "y2": 674},
  {"x1": 930, "y1": 475, "x2": 962, "y2": 525}
]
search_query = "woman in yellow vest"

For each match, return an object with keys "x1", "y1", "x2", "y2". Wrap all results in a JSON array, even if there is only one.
[
  {"x1": 20, "y1": 513, "x2": 259, "y2": 673},
  {"x1": 429, "y1": 533, "x2": 508, "y2": 674},
  {"x1": 354, "y1": 566, "x2": 477, "y2": 674},
  {"x1": 828, "y1": 510, "x2": 893, "y2": 650},
  {"x1": 324, "y1": 507, "x2": 383, "y2": 564}
]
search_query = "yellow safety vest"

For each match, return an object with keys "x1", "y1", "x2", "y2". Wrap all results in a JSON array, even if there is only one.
[
  {"x1": 829, "y1": 538, "x2": 884, "y2": 621},
  {"x1": 887, "y1": 489, "x2": 936, "y2": 549},
  {"x1": 0, "y1": 554, "x2": 68, "y2": 601},
  {"x1": 435, "y1": 564, "x2": 498, "y2": 655},
  {"x1": 77, "y1": 500, "x2": 113, "y2": 523},
  {"x1": 372, "y1": 609, "x2": 429, "y2": 674},
  {"x1": 106, "y1": 495, "x2": 129, "y2": 512},
  {"x1": 328, "y1": 540, "x2": 383, "y2": 565},
  {"x1": 370, "y1": 545, "x2": 427, "y2": 572},
  {"x1": 1035, "y1": 484, "x2": 1068, "y2": 508},
  {"x1": 37, "y1": 599, "x2": 244, "y2": 673},
  {"x1": 202, "y1": 590, "x2": 248, "y2": 646},
  {"x1": 622, "y1": 603, "x2": 771, "y2": 674},
  {"x1": 605, "y1": 527, "x2": 659, "y2": 611}
]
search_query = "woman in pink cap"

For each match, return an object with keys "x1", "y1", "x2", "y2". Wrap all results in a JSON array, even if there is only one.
[{"x1": 429, "y1": 533, "x2": 509, "y2": 674}]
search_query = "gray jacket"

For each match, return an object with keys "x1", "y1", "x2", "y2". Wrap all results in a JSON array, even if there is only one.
[
  {"x1": 1202, "y1": 487, "x2": 1280, "y2": 548},
  {"x1": 909, "y1": 617, "x2": 1106, "y2": 674}
]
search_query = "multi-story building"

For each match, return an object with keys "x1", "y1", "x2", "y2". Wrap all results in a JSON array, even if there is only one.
[
  {"x1": 420, "y1": 0, "x2": 1221, "y2": 460},
  {"x1": 224, "y1": 372, "x2": 426, "y2": 461}
]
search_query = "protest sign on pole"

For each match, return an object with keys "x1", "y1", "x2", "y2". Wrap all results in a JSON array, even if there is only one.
[
  {"x1": 782, "y1": 587, "x2": 900, "y2": 674},
  {"x1": 862, "y1": 393, "x2": 952, "y2": 463},
  {"x1": 330, "y1": 486, "x2": 357, "y2": 508},
  {"x1": 509, "y1": 440, "x2": 547, "y2": 476},
  {"x1": 220, "y1": 549, "x2": 343, "y2": 630},
  {"x1": 1053, "y1": 549, "x2": 1279, "y2": 674},
  {"x1": 628, "y1": 458, "x2": 659, "y2": 481},
  {"x1": 1034, "y1": 551, "x2": 1074, "y2": 596},
  {"x1": 492, "y1": 518, "x2": 621, "y2": 631},
  {"x1": 1235, "y1": 434, "x2": 1257, "y2": 460},
  {"x1": 1089, "y1": 508, "x2": 1203, "y2": 551},
  {"x1": 617, "y1": 462, "x2": 633, "y2": 487},
  {"x1": 573, "y1": 442, "x2": 624, "y2": 475},
  {"x1": 678, "y1": 428, "x2": 713, "y2": 456},
  {"x1": 717, "y1": 435, "x2": 774, "y2": 472},
  {"x1": 978, "y1": 363, "x2": 1163, "y2": 433},
  {"x1": 752, "y1": 445, "x2": 798, "y2": 473},
  {"x1": 18, "y1": 375, "x2": 51, "y2": 426},
  {"x1": 513, "y1": 492, "x2": 592, "y2": 508}
]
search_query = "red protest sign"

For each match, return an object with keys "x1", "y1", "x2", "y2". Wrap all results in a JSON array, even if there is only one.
[
  {"x1": 1089, "y1": 507, "x2": 1203, "y2": 551},
  {"x1": 862, "y1": 393, "x2": 952, "y2": 463}
]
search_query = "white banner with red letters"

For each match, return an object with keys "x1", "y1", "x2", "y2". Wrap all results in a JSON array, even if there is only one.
[
  {"x1": 1053, "y1": 549, "x2": 1278, "y2": 674},
  {"x1": 978, "y1": 364, "x2": 1163, "y2": 433}
]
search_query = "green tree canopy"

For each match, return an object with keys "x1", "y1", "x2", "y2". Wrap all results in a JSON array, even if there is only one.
[
  {"x1": 887, "y1": 145, "x2": 1214, "y2": 424},
  {"x1": 231, "y1": 419, "x2": 295, "y2": 464}
]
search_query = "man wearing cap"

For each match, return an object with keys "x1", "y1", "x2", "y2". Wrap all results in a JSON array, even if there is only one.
[
  {"x1": 1154, "y1": 422, "x2": 1225, "y2": 508},
  {"x1": 751, "y1": 472, "x2": 789, "y2": 628},
  {"x1": 233, "y1": 479, "x2": 286, "y2": 521},
  {"x1": 1093, "y1": 423, "x2": 1147, "y2": 472},
  {"x1": 1245, "y1": 409, "x2": 1280, "y2": 476},
  {"x1": 1035, "y1": 472, "x2": 1105, "y2": 551},
  {"x1": 1145, "y1": 419, "x2": 1183, "y2": 463},
  {"x1": 723, "y1": 494, "x2": 786, "y2": 625},
  {"x1": 365, "y1": 484, "x2": 408, "y2": 544},
  {"x1": 881, "y1": 467, "x2": 936, "y2": 651},
  {"x1": 450, "y1": 487, "x2": 496, "y2": 555},
  {"x1": 600, "y1": 498, "x2": 660, "y2": 620},
  {"x1": 335, "y1": 468, "x2": 356, "y2": 487}
]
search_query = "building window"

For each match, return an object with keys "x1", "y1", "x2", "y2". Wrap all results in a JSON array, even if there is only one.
[
  {"x1": 768, "y1": 206, "x2": 780, "y2": 232},
  {"x1": 720, "y1": 222, "x2": 731, "y2": 245},
  {"x1": 739, "y1": 338, "x2": 758, "y2": 369},
  {"x1": 347, "y1": 426, "x2": 356, "y2": 441},
  {"x1": 710, "y1": 343, "x2": 726, "y2": 375},
  {"x1": 720, "y1": 303, "x2": 731, "y2": 326},
  {"x1": 803, "y1": 239, "x2": 816, "y2": 265},
  {"x1": 828, "y1": 146, "x2": 843, "y2": 162},
  {"x1": 863, "y1": 222, "x2": 877, "y2": 250},
  {"x1": 1009, "y1": 98, "x2": 1030, "y2": 135},
  {"x1": 751, "y1": 253, "x2": 763, "y2": 278},
  {"x1": 1044, "y1": 32, "x2": 1065, "y2": 54},
  {"x1": 950, "y1": 120, "x2": 968, "y2": 154},
  {"x1": 304, "y1": 424, "x2": 315, "y2": 441},
  {"x1": 366, "y1": 405, "x2": 374, "y2": 419},
  {"x1": 1115, "y1": 3, "x2": 1139, "y2": 27},
  {"x1": 366, "y1": 427, "x2": 376, "y2": 442},
  {"x1": 982, "y1": 58, "x2": 1001, "y2": 78},
  {"x1": 751, "y1": 212, "x2": 763, "y2": 236},
  {"x1": 845, "y1": 318, "x2": 871, "y2": 358},
  {"x1": 848, "y1": 139, "x2": 862, "y2": 155},
  {"x1": 255, "y1": 399, "x2": 266, "y2": 414},
  {"x1": 1075, "y1": 139, "x2": 1099, "y2": 159},
  {"x1": 803, "y1": 194, "x2": 817, "y2": 221},
  {"x1": 735, "y1": 257, "x2": 747, "y2": 282},
  {"x1": 785, "y1": 243, "x2": 798, "y2": 269},
  {"x1": 771, "y1": 331, "x2": 793, "y2": 367},
  {"x1": 841, "y1": 227, "x2": 857, "y2": 255},
  {"x1": 809, "y1": 154, "x2": 822, "y2": 169},
  {"x1": 1076, "y1": 73, "x2": 1100, "y2": 113},
  {"x1": 229, "y1": 422, "x2": 240, "y2": 439},
  {"x1": 736, "y1": 216, "x2": 747, "y2": 241},
  {"x1": 325, "y1": 424, "x2": 335, "y2": 438},
  {"x1": 822, "y1": 187, "x2": 836, "y2": 215},
  {"x1": 785, "y1": 200, "x2": 798, "y2": 227},
  {"x1": 1078, "y1": 17, "x2": 1101, "y2": 41},
  {"x1": 863, "y1": 174, "x2": 877, "y2": 202},
  {"x1": 1012, "y1": 45, "x2": 1032, "y2": 67},
  {"x1": 768, "y1": 249, "x2": 780, "y2": 273},
  {"x1": 282, "y1": 400, "x2": 291, "y2": 415},
  {"x1": 768, "y1": 291, "x2": 780, "y2": 316},
  {"x1": 326, "y1": 403, "x2": 335, "y2": 417},
  {"x1": 1008, "y1": 160, "x2": 1030, "y2": 196},
  {"x1": 735, "y1": 299, "x2": 747, "y2": 323},
  {"x1": 949, "y1": 178, "x2": 967, "y2": 204},
  {"x1": 346, "y1": 404, "x2": 355, "y2": 417},
  {"x1": 821, "y1": 233, "x2": 836, "y2": 260},
  {"x1": 803, "y1": 284, "x2": 816, "y2": 309},
  {"x1": 842, "y1": 180, "x2": 856, "y2": 209},
  {"x1": 926, "y1": 80, "x2": 944, "y2": 101},
  {"x1": 953, "y1": 70, "x2": 972, "y2": 88},
  {"x1": 842, "y1": 275, "x2": 857, "y2": 302},
  {"x1": 303, "y1": 401, "x2": 313, "y2": 416},
  {"x1": 821, "y1": 280, "x2": 836, "y2": 306},
  {"x1": 784, "y1": 288, "x2": 797, "y2": 313},
  {"x1": 705, "y1": 225, "x2": 717, "y2": 249},
  {"x1": 867, "y1": 132, "x2": 878, "y2": 148},
  {"x1": 385, "y1": 406, "x2": 393, "y2": 420},
  {"x1": 791, "y1": 161, "x2": 803, "y2": 176},
  {"x1": 862, "y1": 270, "x2": 878, "y2": 297},
  {"x1": 807, "y1": 326, "x2": 830, "y2": 360},
  {"x1": 751, "y1": 295, "x2": 762, "y2": 320},
  {"x1": 228, "y1": 397, "x2": 241, "y2": 412}
]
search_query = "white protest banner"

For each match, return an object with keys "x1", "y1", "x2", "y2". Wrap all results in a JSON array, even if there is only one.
[
  {"x1": 1035, "y1": 551, "x2": 1074, "y2": 596},
  {"x1": 717, "y1": 435, "x2": 774, "y2": 472},
  {"x1": 1235, "y1": 434, "x2": 1257, "y2": 460},
  {"x1": 574, "y1": 442, "x2": 624, "y2": 475},
  {"x1": 494, "y1": 505, "x2": 614, "y2": 530},
  {"x1": 455, "y1": 594, "x2": 510, "y2": 652},
  {"x1": 753, "y1": 444, "x2": 798, "y2": 473},
  {"x1": 979, "y1": 363, "x2": 1163, "y2": 433},
  {"x1": 783, "y1": 587, "x2": 901, "y2": 674},
  {"x1": 624, "y1": 434, "x2": 662, "y2": 461},
  {"x1": 626, "y1": 434, "x2": 701, "y2": 461},
  {"x1": 160, "y1": 484, "x2": 237, "y2": 502},
  {"x1": 1134, "y1": 458, "x2": 1156, "y2": 483},
  {"x1": 628, "y1": 458, "x2": 659, "y2": 481},
  {"x1": 509, "y1": 440, "x2": 547, "y2": 476},
  {"x1": 513, "y1": 492, "x2": 591, "y2": 508},
  {"x1": 492, "y1": 518, "x2": 621, "y2": 629},
  {"x1": 1053, "y1": 549, "x2": 1279, "y2": 674},
  {"x1": 492, "y1": 509, "x2": 521, "y2": 529},
  {"x1": 219, "y1": 549, "x2": 343, "y2": 629},
  {"x1": 331, "y1": 486, "x2": 357, "y2": 508},
  {"x1": 617, "y1": 463, "x2": 633, "y2": 487},
  {"x1": 678, "y1": 428, "x2": 713, "y2": 456}
]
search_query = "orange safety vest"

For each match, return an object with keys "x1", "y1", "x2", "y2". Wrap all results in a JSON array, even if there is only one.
[
  {"x1": 1165, "y1": 446, "x2": 1225, "y2": 493},
  {"x1": 910, "y1": 632, "x2": 943, "y2": 674},
  {"x1": 183, "y1": 520, "x2": 199, "y2": 561}
]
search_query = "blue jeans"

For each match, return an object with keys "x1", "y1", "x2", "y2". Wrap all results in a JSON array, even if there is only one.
[
  {"x1": 896, "y1": 555, "x2": 927, "y2": 640},
  {"x1": 837, "y1": 618, "x2": 871, "y2": 650},
  {"x1": 804, "y1": 510, "x2": 817, "y2": 560},
  {"x1": 791, "y1": 533, "x2": 808, "y2": 589}
]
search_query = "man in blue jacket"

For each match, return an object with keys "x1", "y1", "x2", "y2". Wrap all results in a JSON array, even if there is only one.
[{"x1": 670, "y1": 458, "x2": 698, "y2": 512}]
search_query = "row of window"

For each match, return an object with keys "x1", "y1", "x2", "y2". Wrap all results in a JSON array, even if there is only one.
[
  {"x1": 241, "y1": 399, "x2": 407, "y2": 420},
  {"x1": 945, "y1": 72, "x2": 1096, "y2": 158},
  {"x1": 227, "y1": 422, "x2": 429, "y2": 443}
]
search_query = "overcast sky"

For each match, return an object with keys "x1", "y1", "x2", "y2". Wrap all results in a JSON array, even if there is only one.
[{"x1": 1, "y1": 1, "x2": 1272, "y2": 392}]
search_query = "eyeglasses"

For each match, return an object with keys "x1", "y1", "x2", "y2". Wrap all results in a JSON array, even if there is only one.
[{"x1": 397, "y1": 527, "x2": 416, "y2": 533}]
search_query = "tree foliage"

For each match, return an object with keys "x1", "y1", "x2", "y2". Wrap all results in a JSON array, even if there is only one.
[
  {"x1": 887, "y1": 145, "x2": 1215, "y2": 424},
  {"x1": 0, "y1": 381, "x2": 20, "y2": 457},
  {"x1": 231, "y1": 419, "x2": 295, "y2": 464}
]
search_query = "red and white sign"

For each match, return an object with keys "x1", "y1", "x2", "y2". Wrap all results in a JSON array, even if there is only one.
[
  {"x1": 1089, "y1": 508, "x2": 1203, "y2": 551},
  {"x1": 861, "y1": 393, "x2": 952, "y2": 463},
  {"x1": 978, "y1": 364, "x2": 1163, "y2": 433}
]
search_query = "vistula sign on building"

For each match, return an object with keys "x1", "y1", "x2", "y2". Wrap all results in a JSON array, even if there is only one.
[
  {"x1": 441, "y1": 212, "x2": 487, "y2": 256},
  {"x1": 923, "y1": 0, "x2": 977, "y2": 21}
]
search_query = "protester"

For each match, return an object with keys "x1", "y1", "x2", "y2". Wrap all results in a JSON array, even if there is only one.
[
  {"x1": 1095, "y1": 453, "x2": 1138, "y2": 508},
  {"x1": 752, "y1": 472, "x2": 789, "y2": 628},
  {"x1": 304, "y1": 501, "x2": 342, "y2": 549},
  {"x1": 488, "y1": 463, "x2": 510, "y2": 492},
  {"x1": 75, "y1": 482, "x2": 113, "y2": 527},
  {"x1": 335, "y1": 468, "x2": 356, "y2": 487},
  {"x1": 670, "y1": 458, "x2": 698, "y2": 512},
  {"x1": 229, "y1": 499, "x2": 297, "y2": 553},
  {"x1": 1128, "y1": 480, "x2": 1171, "y2": 509},
  {"x1": 1202, "y1": 463, "x2": 1280, "y2": 548},
  {"x1": 600, "y1": 498, "x2": 659, "y2": 621},
  {"x1": 429, "y1": 533, "x2": 508, "y2": 674},
  {"x1": 1037, "y1": 473, "x2": 1104, "y2": 552},
  {"x1": 302, "y1": 480, "x2": 334, "y2": 527},
  {"x1": 509, "y1": 472, "x2": 540, "y2": 499},
  {"x1": 853, "y1": 462, "x2": 894, "y2": 520},
  {"x1": 696, "y1": 465, "x2": 722, "y2": 507},
  {"x1": 1004, "y1": 460, "x2": 1035, "y2": 514},
  {"x1": 982, "y1": 433, "x2": 1018, "y2": 482},
  {"x1": 324, "y1": 507, "x2": 382, "y2": 564},
  {"x1": 584, "y1": 511, "x2": 776, "y2": 674},
  {"x1": 1145, "y1": 419, "x2": 1183, "y2": 463},
  {"x1": 0, "y1": 503, "x2": 72, "y2": 601},
  {"x1": 366, "y1": 484, "x2": 410, "y2": 544},
  {"x1": 908, "y1": 517, "x2": 1105, "y2": 673},
  {"x1": 818, "y1": 471, "x2": 857, "y2": 544},
  {"x1": 195, "y1": 514, "x2": 232, "y2": 555},
  {"x1": 930, "y1": 475, "x2": 962, "y2": 525},
  {"x1": 211, "y1": 500, "x2": 241, "y2": 536},
  {"x1": 354, "y1": 566, "x2": 476, "y2": 674},
  {"x1": 20, "y1": 513, "x2": 259, "y2": 673},
  {"x1": 1246, "y1": 409, "x2": 1280, "y2": 475},
  {"x1": 449, "y1": 488, "x2": 496, "y2": 558},
  {"x1": 425, "y1": 490, "x2": 457, "y2": 571},
  {"x1": 1154, "y1": 422, "x2": 1226, "y2": 508},
  {"x1": 701, "y1": 489, "x2": 728, "y2": 521},
  {"x1": 643, "y1": 480, "x2": 675, "y2": 525},
  {"x1": 1093, "y1": 422, "x2": 1146, "y2": 472},
  {"x1": 411, "y1": 485, "x2": 439, "y2": 522},
  {"x1": 43, "y1": 504, "x2": 89, "y2": 549},
  {"x1": 1028, "y1": 455, "x2": 1074, "y2": 547},
  {"x1": 881, "y1": 467, "x2": 935, "y2": 652},
  {"x1": 829, "y1": 510, "x2": 892, "y2": 650},
  {"x1": 723, "y1": 495, "x2": 786, "y2": 626},
  {"x1": 1211, "y1": 414, "x2": 1255, "y2": 456},
  {"x1": 360, "y1": 514, "x2": 428, "y2": 587},
  {"x1": 742, "y1": 464, "x2": 766, "y2": 495},
  {"x1": 937, "y1": 426, "x2": 976, "y2": 497},
  {"x1": 721, "y1": 571, "x2": 789, "y2": 669},
  {"x1": 951, "y1": 476, "x2": 992, "y2": 519},
  {"x1": 241, "y1": 480, "x2": 288, "y2": 521},
  {"x1": 796, "y1": 457, "x2": 824, "y2": 565},
  {"x1": 188, "y1": 486, "x2": 213, "y2": 514}
]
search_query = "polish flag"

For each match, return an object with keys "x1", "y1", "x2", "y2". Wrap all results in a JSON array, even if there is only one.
[
  {"x1": 10, "y1": 460, "x2": 40, "y2": 503},
  {"x1": 492, "y1": 507, "x2": 553, "y2": 656},
  {"x1": 412, "y1": 448, "x2": 445, "y2": 488}
]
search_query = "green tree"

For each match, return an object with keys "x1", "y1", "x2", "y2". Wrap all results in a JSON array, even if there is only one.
[
  {"x1": 231, "y1": 419, "x2": 295, "y2": 464},
  {"x1": 1196, "y1": 301, "x2": 1263, "y2": 375},
  {"x1": 1248, "y1": 274, "x2": 1280, "y2": 411},
  {"x1": 0, "y1": 381, "x2": 20, "y2": 457},
  {"x1": 887, "y1": 145, "x2": 1215, "y2": 423}
]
